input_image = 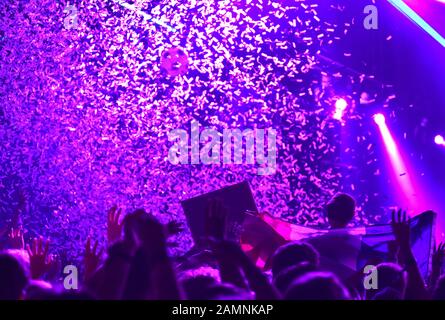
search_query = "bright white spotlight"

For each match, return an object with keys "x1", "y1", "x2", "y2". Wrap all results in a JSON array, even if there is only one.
[
  {"x1": 373, "y1": 113, "x2": 386, "y2": 126},
  {"x1": 333, "y1": 98, "x2": 348, "y2": 122},
  {"x1": 435, "y1": 135, "x2": 445, "y2": 145}
]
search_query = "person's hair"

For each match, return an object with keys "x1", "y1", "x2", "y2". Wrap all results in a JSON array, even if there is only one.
[
  {"x1": 271, "y1": 241, "x2": 319, "y2": 278},
  {"x1": 273, "y1": 262, "x2": 317, "y2": 294},
  {"x1": 433, "y1": 275, "x2": 445, "y2": 300},
  {"x1": 366, "y1": 263, "x2": 407, "y2": 300},
  {"x1": 0, "y1": 253, "x2": 29, "y2": 300},
  {"x1": 284, "y1": 271, "x2": 350, "y2": 300},
  {"x1": 326, "y1": 193, "x2": 356, "y2": 228}
]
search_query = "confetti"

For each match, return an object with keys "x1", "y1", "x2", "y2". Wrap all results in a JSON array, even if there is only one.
[{"x1": 0, "y1": 0, "x2": 394, "y2": 264}]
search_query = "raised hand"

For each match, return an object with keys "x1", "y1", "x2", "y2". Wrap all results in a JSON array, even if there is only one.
[
  {"x1": 84, "y1": 237, "x2": 103, "y2": 281},
  {"x1": 204, "y1": 199, "x2": 226, "y2": 241},
  {"x1": 391, "y1": 209, "x2": 428, "y2": 299},
  {"x1": 433, "y1": 242, "x2": 445, "y2": 270},
  {"x1": 391, "y1": 209, "x2": 410, "y2": 249},
  {"x1": 107, "y1": 206, "x2": 123, "y2": 244},
  {"x1": 429, "y1": 242, "x2": 445, "y2": 289},
  {"x1": 26, "y1": 237, "x2": 52, "y2": 279},
  {"x1": 8, "y1": 227, "x2": 24, "y2": 250}
]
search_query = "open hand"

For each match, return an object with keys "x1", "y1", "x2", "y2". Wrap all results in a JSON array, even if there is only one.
[
  {"x1": 433, "y1": 242, "x2": 445, "y2": 269},
  {"x1": 391, "y1": 209, "x2": 410, "y2": 249},
  {"x1": 84, "y1": 237, "x2": 103, "y2": 280},
  {"x1": 107, "y1": 206, "x2": 123, "y2": 244},
  {"x1": 26, "y1": 237, "x2": 52, "y2": 279}
]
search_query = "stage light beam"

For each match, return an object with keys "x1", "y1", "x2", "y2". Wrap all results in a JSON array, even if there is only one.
[
  {"x1": 373, "y1": 113, "x2": 418, "y2": 210},
  {"x1": 373, "y1": 113, "x2": 386, "y2": 126}
]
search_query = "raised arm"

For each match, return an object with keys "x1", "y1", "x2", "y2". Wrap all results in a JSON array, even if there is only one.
[
  {"x1": 391, "y1": 209, "x2": 428, "y2": 300},
  {"x1": 430, "y1": 242, "x2": 445, "y2": 292}
]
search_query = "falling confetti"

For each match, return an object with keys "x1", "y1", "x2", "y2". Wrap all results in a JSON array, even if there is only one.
[{"x1": 0, "y1": 0, "x2": 395, "y2": 264}]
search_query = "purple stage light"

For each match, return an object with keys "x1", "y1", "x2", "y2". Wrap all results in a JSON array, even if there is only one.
[
  {"x1": 373, "y1": 113, "x2": 386, "y2": 126},
  {"x1": 374, "y1": 113, "x2": 420, "y2": 211},
  {"x1": 333, "y1": 98, "x2": 348, "y2": 122},
  {"x1": 435, "y1": 135, "x2": 445, "y2": 145}
]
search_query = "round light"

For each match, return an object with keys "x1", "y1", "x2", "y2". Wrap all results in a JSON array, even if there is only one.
[
  {"x1": 333, "y1": 98, "x2": 348, "y2": 121},
  {"x1": 435, "y1": 135, "x2": 444, "y2": 145},
  {"x1": 373, "y1": 113, "x2": 386, "y2": 125},
  {"x1": 335, "y1": 98, "x2": 348, "y2": 111}
]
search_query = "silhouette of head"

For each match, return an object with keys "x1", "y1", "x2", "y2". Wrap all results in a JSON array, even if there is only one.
[
  {"x1": 181, "y1": 275, "x2": 218, "y2": 300},
  {"x1": 326, "y1": 193, "x2": 356, "y2": 228},
  {"x1": 0, "y1": 253, "x2": 29, "y2": 300},
  {"x1": 271, "y1": 241, "x2": 319, "y2": 279},
  {"x1": 284, "y1": 271, "x2": 350, "y2": 300},
  {"x1": 273, "y1": 262, "x2": 317, "y2": 294},
  {"x1": 366, "y1": 263, "x2": 407, "y2": 300}
]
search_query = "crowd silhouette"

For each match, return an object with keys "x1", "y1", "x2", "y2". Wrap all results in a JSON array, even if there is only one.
[{"x1": 1, "y1": 193, "x2": 444, "y2": 300}]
